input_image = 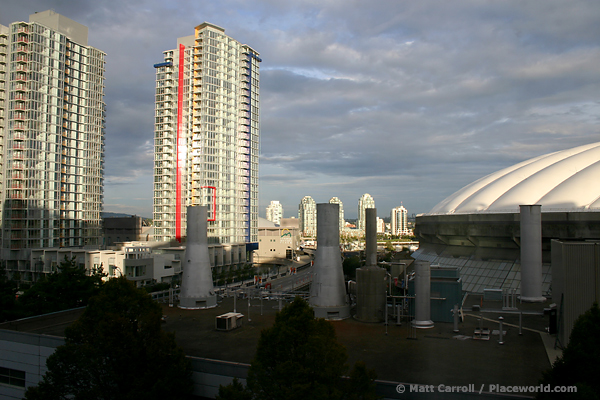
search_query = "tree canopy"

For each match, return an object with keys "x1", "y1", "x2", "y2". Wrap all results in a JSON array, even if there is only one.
[
  {"x1": 218, "y1": 297, "x2": 377, "y2": 400},
  {"x1": 17, "y1": 256, "x2": 105, "y2": 317},
  {"x1": 538, "y1": 302, "x2": 600, "y2": 400},
  {"x1": 0, "y1": 264, "x2": 19, "y2": 322},
  {"x1": 24, "y1": 277, "x2": 192, "y2": 400}
]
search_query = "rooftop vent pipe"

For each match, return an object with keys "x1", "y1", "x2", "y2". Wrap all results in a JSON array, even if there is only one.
[
  {"x1": 309, "y1": 203, "x2": 350, "y2": 320},
  {"x1": 179, "y1": 206, "x2": 217, "y2": 309}
]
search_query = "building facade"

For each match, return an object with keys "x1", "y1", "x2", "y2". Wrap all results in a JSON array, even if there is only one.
[
  {"x1": 390, "y1": 205, "x2": 408, "y2": 236},
  {"x1": 298, "y1": 196, "x2": 316, "y2": 237},
  {"x1": 0, "y1": 11, "x2": 105, "y2": 271},
  {"x1": 256, "y1": 217, "x2": 300, "y2": 263},
  {"x1": 153, "y1": 22, "x2": 260, "y2": 245},
  {"x1": 265, "y1": 200, "x2": 282, "y2": 226},
  {"x1": 357, "y1": 193, "x2": 375, "y2": 232}
]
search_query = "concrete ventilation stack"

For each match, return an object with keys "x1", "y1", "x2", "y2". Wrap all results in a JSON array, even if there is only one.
[
  {"x1": 179, "y1": 206, "x2": 217, "y2": 309},
  {"x1": 309, "y1": 203, "x2": 350, "y2": 320},
  {"x1": 519, "y1": 205, "x2": 546, "y2": 302},
  {"x1": 412, "y1": 260, "x2": 434, "y2": 328},
  {"x1": 356, "y1": 208, "x2": 386, "y2": 322}
]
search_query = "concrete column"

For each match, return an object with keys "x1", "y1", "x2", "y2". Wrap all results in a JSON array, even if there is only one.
[
  {"x1": 519, "y1": 205, "x2": 546, "y2": 302},
  {"x1": 365, "y1": 208, "x2": 377, "y2": 267},
  {"x1": 309, "y1": 203, "x2": 350, "y2": 320},
  {"x1": 412, "y1": 260, "x2": 434, "y2": 329},
  {"x1": 356, "y1": 208, "x2": 386, "y2": 322},
  {"x1": 179, "y1": 206, "x2": 217, "y2": 309}
]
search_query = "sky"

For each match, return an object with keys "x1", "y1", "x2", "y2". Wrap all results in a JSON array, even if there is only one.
[{"x1": 2, "y1": 0, "x2": 600, "y2": 219}]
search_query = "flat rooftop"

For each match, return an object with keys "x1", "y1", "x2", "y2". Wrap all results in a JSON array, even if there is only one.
[
  {"x1": 161, "y1": 294, "x2": 556, "y2": 389},
  {"x1": 1, "y1": 294, "x2": 558, "y2": 392}
]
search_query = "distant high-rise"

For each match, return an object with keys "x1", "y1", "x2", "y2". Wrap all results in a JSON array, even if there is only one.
[
  {"x1": 152, "y1": 22, "x2": 261, "y2": 244},
  {"x1": 266, "y1": 200, "x2": 283, "y2": 225},
  {"x1": 0, "y1": 11, "x2": 105, "y2": 258},
  {"x1": 357, "y1": 193, "x2": 375, "y2": 232},
  {"x1": 329, "y1": 197, "x2": 345, "y2": 232},
  {"x1": 298, "y1": 196, "x2": 316, "y2": 237},
  {"x1": 391, "y1": 205, "x2": 408, "y2": 236}
]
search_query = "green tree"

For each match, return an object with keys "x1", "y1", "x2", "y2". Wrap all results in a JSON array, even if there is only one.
[
  {"x1": 17, "y1": 256, "x2": 105, "y2": 317},
  {"x1": 538, "y1": 302, "x2": 600, "y2": 400},
  {"x1": 343, "y1": 256, "x2": 362, "y2": 279},
  {"x1": 247, "y1": 297, "x2": 348, "y2": 400},
  {"x1": 216, "y1": 378, "x2": 253, "y2": 400},
  {"x1": 24, "y1": 277, "x2": 192, "y2": 400},
  {"x1": 344, "y1": 361, "x2": 378, "y2": 400},
  {"x1": 217, "y1": 297, "x2": 377, "y2": 400}
]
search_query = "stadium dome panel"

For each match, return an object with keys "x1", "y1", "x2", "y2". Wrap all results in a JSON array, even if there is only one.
[
  {"x1": 414, "y1": 142, "x2": 600, "y2": 294},
  {"x1": 429, "y1": 142, "x2": 600, "y2": 215}
]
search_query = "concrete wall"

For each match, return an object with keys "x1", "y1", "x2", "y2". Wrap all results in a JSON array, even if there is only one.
[
  {"x1": 0, "y1": 330, "x2": 64, "y2": 400},
  {"x1": 551, "y1": 239, "x2": 600, "y2": 346}
]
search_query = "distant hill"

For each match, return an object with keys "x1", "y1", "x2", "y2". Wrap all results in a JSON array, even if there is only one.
[{"x1": 102, "y1": 212, "x2": 150, "y2": 220}]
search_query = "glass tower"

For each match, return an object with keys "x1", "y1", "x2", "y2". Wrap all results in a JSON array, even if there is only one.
[
  {"x1": 391, "y1": 205, "x2": 408, "y2": 236},
  {"x1": 0, "y1": 11, "x2": 105, "y2": 257},
  {"x1": 358, "y1": 193, "x2": 375, "y2": 232},
  {"x1": 266, "y1": 200, "x2": 283, "y2": 226},
  {"x1": 298, "y1": 196, "x2": 317, "y2": 237},
  {"x1": 153, "y1": 23, "x2": 260, "y2": 245}
]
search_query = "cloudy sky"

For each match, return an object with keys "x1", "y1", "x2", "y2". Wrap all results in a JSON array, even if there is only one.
[{"x1": 3, "y1": 0, "x2": 600, "y2": 219}]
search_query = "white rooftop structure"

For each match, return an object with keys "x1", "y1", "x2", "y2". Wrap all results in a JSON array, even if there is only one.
[{"x1": 429, "y1": 142, "x2": 600, "y2": 215}]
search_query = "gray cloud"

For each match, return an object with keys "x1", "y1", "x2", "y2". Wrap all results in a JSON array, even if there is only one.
[{"x1": 3, "y1": 0, "x2": 600, "y2": 218}]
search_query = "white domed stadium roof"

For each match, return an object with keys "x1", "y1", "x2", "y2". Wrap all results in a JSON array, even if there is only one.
[{"x1": 429, "y1": 142, "x2": 600, "y2": 215}]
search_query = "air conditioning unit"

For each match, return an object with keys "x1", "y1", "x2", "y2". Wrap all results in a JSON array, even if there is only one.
[{"x1": 215, "y1": 312, "x2": 244, "y2": 331}]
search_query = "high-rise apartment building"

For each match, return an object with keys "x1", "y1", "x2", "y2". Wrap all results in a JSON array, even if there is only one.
[
  {"x1": 357, "y1": 193, "x2": 375, "y2": 231},
  {"x1": 329, "y1": 197, "x2": 345, "y2": 232},
  {"x1": 298, "y1": 196, "x2": 316, "y2": 237},
  {"x1": 391, "y1": 205, "x2": 408, "y2": 236},
  {"x1": 266, "y1": 200, "x2": 283, "y2": 225},
  {"x1": 0, "y1": 11, "x2": 105, "y2": 261},
  {"x1": 153, "y1": 23, "x2": 260, "y2": 245}
]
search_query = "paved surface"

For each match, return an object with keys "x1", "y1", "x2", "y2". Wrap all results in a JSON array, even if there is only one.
[{"x1": 162, "y1": 293, "x2": 558, "y2": 390}]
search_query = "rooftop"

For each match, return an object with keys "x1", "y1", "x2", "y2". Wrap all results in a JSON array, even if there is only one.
[
  {"x1": 1, "y1": 294, "x2": 558, "y2": 394},
  {"x1": 160, "y1": 295, "x2": 555, "y2": 389}
]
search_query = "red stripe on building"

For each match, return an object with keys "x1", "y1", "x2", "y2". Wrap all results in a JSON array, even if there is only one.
[{"x1": 175, "y1": 44, "x2": 185, "y2": 242}]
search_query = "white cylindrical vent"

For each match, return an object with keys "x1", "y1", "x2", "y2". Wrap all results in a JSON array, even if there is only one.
[
  {"x1": 412, "y1": 260, "x2": 434, "y2": 329},
  {"x1": 519, "y1": 205, "x2": 546, "y2": 302}
]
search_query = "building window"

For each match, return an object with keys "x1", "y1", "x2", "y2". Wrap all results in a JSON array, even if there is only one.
[{"x1": 0, "y1": 367, "x2": 26, "y2": 388}]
